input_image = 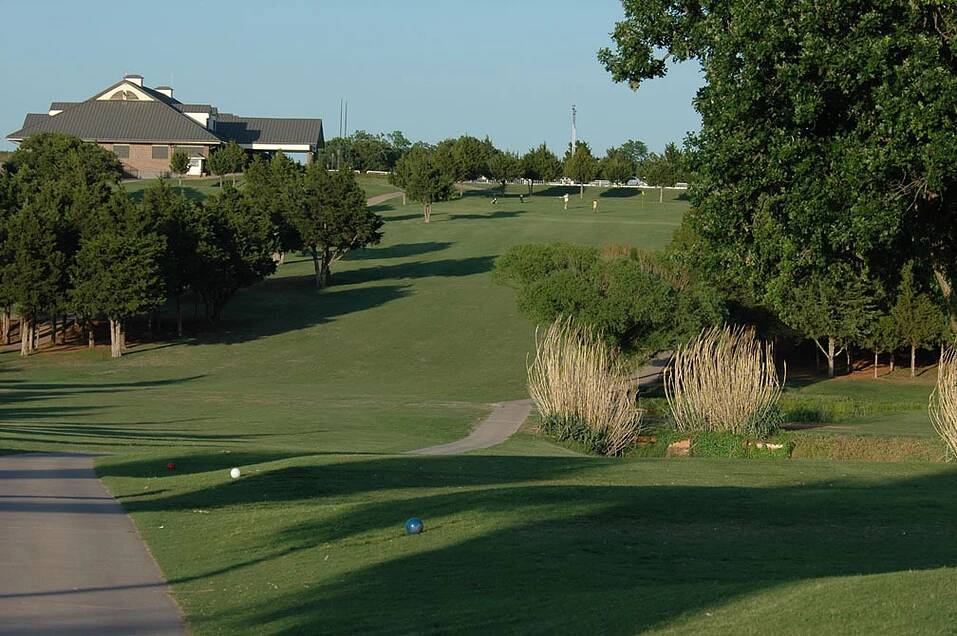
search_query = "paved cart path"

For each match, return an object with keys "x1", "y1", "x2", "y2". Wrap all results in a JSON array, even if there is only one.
[
  {"x1": 409, "y1": 352, "x2": 672, "y2": 456},
  {"x1": 410, "y1": 399, "x2": 534, "y2": 455},
  {"x1": 366, "y1": 191, "x2": 404, "y2": 206},
  {"x1": 0, "y1": 452, "x2": 185, "y2": 636}
]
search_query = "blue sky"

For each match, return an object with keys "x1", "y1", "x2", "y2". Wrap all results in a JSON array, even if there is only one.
[{"x1": 0, "y1": 1, "x2": 703, "y2": 155}]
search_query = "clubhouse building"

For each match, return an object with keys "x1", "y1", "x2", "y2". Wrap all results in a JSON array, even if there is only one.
[{"x1": 6, "y1": 74, "x2": 324, "y2": 178}]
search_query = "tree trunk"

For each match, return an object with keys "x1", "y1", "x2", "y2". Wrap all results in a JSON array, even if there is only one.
[
  {"x1": 1, "y1": 309, "x2": 9, "y2": 346},
  {"x1": 403, "y1": 193, "x2": 407, "y2": 205},
  {"x1": 846, "y1": 348, "x2": 851, "y2": 371},
  {"x1": 19, "y1": 317, "x2": 32, "y2": 357},
  {"x1": 87, "y1": 321, "x2": 95, "y2": 349},
  {"x1": 51, "y1": 315, "x2": 57, "y2": 347},
  {"x1": 890, "y1": 352, "x2": 895, "y2": 373},
  {"x1": 310, "y1": 247, "x2": 323, "y2": 287},
  {"x1": 177, "y1": 296, "x2": 183, "y2": 338},
  {"x1": 874, "y1": 351, "x2": 879, "y2": 379},
  {"x1": 319, "y1": 258, "x2": 331, "y2": 288},
  {"x1": 933, "y1": 264, "x2": 957, "y2": 334},
  {"x1": 911, "y1": 344, "x2": 916, "y2": 378},
  {"x1": 109, "y1": 319, "x2": 122, "y2": 358},
  {"x1": 827, "y1": 336, "x2": 835, "y2": 379},
  {"x1": 659, "y1": 186, "x2": 664, "y2": 204},
  {"x1": 579, "y1": 184, "x2": 584, "y2": 199},
  {"x1": 147, "y1": 311, "x2": 153, "y2": 337}
]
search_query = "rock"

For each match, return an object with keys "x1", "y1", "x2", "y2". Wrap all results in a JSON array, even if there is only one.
[{"x1": 666, "y1": 438, "x2": 691, "y2": 457}]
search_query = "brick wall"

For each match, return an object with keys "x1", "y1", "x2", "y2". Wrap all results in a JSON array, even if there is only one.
[{"x1": 102, "y1": 143, "x2": 214, "y2": 179}]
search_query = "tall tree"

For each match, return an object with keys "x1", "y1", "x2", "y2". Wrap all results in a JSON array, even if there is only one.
[
  {"x1": 169, "y1": 151, "x2": 189, "y2": 188},
  {"x1": 520, "y1": 144, "x2": 562, "y2": 194},
  {"x1": 69, "y1": 195, "x2": 165, "y2": 358},
  {"x1": 192, "y1": 184, "x2": 277, "y2": 320},
  {"x1": 488, "y1": 150, "x2": 522, "y2": 193},
  {"x1": 243, "y1": 153, "x2": 303, "y2": 255},
  {"x1": 780, "y1": 266, "x2": 877, "y2": 378},
  {"x1": 298, "y1": 166, "x2": 384, "y2": 287},
  {"x1": 139, "y1": 180, "x2": 201, "y2": 337},
  {"x1": 892, "y1": 261, "x2": 948, "y2": 377},
  {"x1": 390, "y1": 147, "x2": 454, "y2": 223},
  {"x1": 207, "y1": 141, "x2": 247, "y2": 184},
  {"x1": 599, "y1": 1, "x2": 957, "y2": 331},
  {"x1": 563, "y1": 143, "x2": 599, "y2": 198}
]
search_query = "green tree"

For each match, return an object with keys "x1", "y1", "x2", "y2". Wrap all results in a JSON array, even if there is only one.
[
  {"x1": 193, "y1": 184, "x2": 276, "y2": 320},
  {"x1": 243, "y1": 153, "x2": 303, "y2": 255},
  {"x1": 862, "y1": 314, "x2": 900, "y2": 379},
  {"x1": 139, "y1": 180, "x2": 201, "y2": 336},
  {"x1": 208, "y1": 141, "x2": 247, "y2": 184},
  {"x1": 390, "y1": 147, "x2": 454, "y2": 223},
  {"x1": 69, "y1": 196, "x2": 165, "y2": 358},
  {"x1": 488, "y1": 150, "x2": 521, "y2": 193},
  {"x1": 780, "y1": 266, "x2": 877, "y2": 378},
  {"x1": 892, "y1": 262, "x2": 947, "y2": 377},
  {"x1": 2, "y1": 133, "x2": 122, "y2": 353},
  {"x1": 618, "y1": 139, "x2": 650, "y2": 166},
  {"x1": 298, "y1": 166, "x2": 384, "y2": 288},
  {"x1": 599, "y1": 1, "x2": 957, "y2": 332},
  {"x1": 169, "y1": 151, "x2": 189, "y2": 188},
  {"x1": 600, "y1": 154, "x2": 633, "y2": 185},
  {"x1": 520, "y1": 143, "x2": 562, "y2": 194},
  {"x1": 563, "y1": 143, "x2": 599, "y2": 198}
]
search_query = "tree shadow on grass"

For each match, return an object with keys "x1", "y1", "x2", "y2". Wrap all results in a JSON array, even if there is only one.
[
  {"x1": 105, "y1": 453, "x2": 957, "y2": 634},
  {"x1": 599, "y1": 187, "x2": 642, "y2": 198},
  {"x1": 333, "y1": 256, "x2": 494, "y2": 286},
  {"x1": 531, "y1": 185, "x2": 582, "y2": 197},
  {"x1": 177, "y1": 282, "x2": 412, "y2": 346},
  {"x1": 448, "y1": 210, "x2": 522, "y2": 221},
  {"x1": 346, "y1": 242, "x2": 453, "y2": 261}
]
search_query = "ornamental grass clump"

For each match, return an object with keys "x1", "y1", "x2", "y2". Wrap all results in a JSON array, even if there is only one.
[
  {"x1": 665, "y1": 325, "x2": 784, "y2": 437},
  {"x1": 527, "y1": 317, "x2": 641, "y2": 456},
  {"x1": 930, "y1": 347, "x2": 957, "y2": 460}
]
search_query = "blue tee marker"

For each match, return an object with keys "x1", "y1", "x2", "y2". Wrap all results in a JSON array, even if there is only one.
[{"x1": 405, "y1": 517, "x2": 424, "y2": 535}]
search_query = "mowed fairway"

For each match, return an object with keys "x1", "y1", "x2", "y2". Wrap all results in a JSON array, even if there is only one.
[{"x1": 2, "y1": 183, "x2": 956, "y2": 634}]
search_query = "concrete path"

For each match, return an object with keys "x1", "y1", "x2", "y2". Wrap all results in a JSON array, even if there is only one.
[
  {"x1": 409, "y1": 352, "x2": 671, "y2": 456},
  {"x1": 410, "y1": 399, "x2": 533, "y2": 455},
  {"x1": 366, "y1": 191, "x2": 403, "y2": 206},
  {"x1": 0, "y1": 452, "x2": 185, "y2": 635}
]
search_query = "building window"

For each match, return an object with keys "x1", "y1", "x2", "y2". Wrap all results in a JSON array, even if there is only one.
[
  {"x1": 113, "y1": 145, "x2": 129, "y2": 158},
  {"x1": 176, "y1": 145, "x2": 203, "y2": 157},
  {"x1": 152, "y1": 145, "x2": 169, "y2": 160}
]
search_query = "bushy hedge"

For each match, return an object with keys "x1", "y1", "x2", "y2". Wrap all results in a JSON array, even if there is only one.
[{"x1": 493, "y1": 243, "x2": 725, "y2": 356}]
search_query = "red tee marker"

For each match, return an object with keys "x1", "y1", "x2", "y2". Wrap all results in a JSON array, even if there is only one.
[{"x1": 167, "y1": 462, "x2": 176, "y2": 471}]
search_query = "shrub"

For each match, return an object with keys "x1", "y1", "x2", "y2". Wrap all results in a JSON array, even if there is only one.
[
  {"x1": 527, "y1": 317, "x2": 641, "y2": 456},
  {"x1": 930, "y1": 347, "x2": 957, "y2": 460},
  {"x1": 665, "y1": 325, "x2": 784, "y2": 437},
  {"x1": 494, "y1": 242, "x2": 725, "y2": 356}
]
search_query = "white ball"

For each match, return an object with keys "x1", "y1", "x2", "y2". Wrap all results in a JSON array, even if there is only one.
[{"x1": 229, "y1": 467, "x2": 241, "y2": 479}]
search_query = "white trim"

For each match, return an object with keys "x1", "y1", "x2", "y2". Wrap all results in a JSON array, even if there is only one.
[{"x1": 239, "y1": 143, "x2": 313, "y2": 152}]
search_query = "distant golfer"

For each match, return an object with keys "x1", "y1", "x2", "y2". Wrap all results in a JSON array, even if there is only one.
[
  {"x1": 519, "y1": 194, "x2": 525, "y2": 204},
  {"x1": 563, "y1": 193, "x2": 569, "y2": 210},
  {"x1": 592, "y1": 199, "x2": 598, "y2": 214}
]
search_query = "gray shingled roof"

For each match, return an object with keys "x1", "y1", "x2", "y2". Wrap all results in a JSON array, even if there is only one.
[
  {"x1": 217, "y1": 114, "x2": 323, "y2": 146},
  {"x1": 7, "y1": 100, "x2": 222, "y2": 144},
  {"x1": 174, "y1": 103, "x2": 216, "y2": 114},
  {"x1": 49, "y1": 102, "x2": 77, "y2": 111}
]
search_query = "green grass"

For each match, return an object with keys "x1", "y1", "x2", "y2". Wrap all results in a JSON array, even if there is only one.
[
  {"x1": 97, "y1": 450, "x2": 957, "y2": 635},
  {"x1": 781, "y1": 370, "x2": 936, "y2": 436},
  {"x1": 3, "y1": 184, "x2": 956, "y2": 634}
]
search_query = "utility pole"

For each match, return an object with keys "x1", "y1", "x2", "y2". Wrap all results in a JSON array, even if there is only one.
[{"x1": 571, "y1": 104, "x2": 577, "y2": 154}]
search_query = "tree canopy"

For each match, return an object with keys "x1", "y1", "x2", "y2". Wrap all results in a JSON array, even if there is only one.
[{"x1": 599, "y1": 1, "x2": 957, "y2": 331}]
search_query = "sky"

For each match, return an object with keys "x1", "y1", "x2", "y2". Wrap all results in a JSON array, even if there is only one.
[{"x1": 0, "y1": 1, "x2": 703, "y2": 155}]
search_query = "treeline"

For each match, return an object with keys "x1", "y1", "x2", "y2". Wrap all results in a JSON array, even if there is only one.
[
  {"x1": 385, "y1": 134, "x2": 689, "y2": 221},
  {"x1": 0, "y1": 133, "x2": 381, "y2": 358}
]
